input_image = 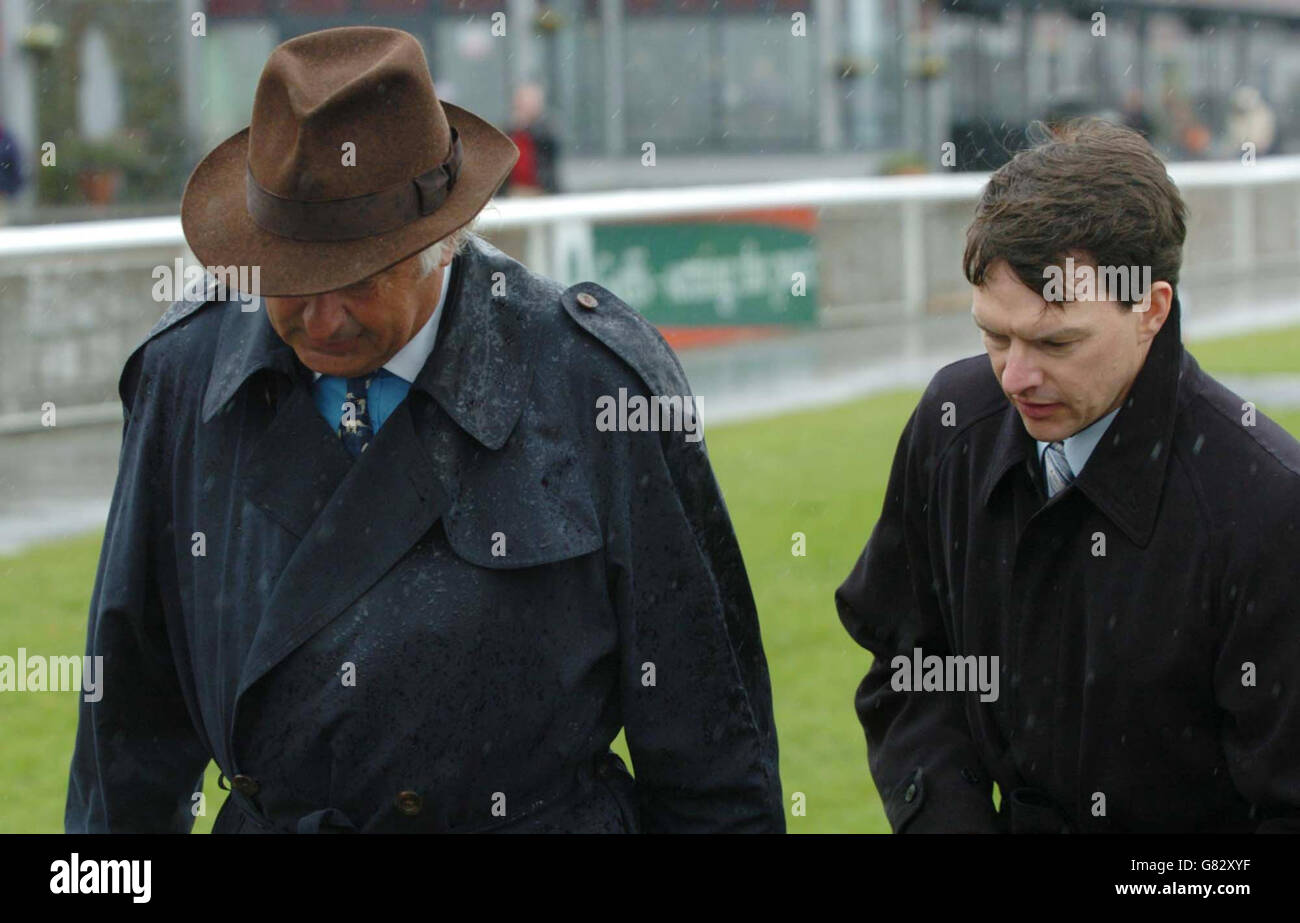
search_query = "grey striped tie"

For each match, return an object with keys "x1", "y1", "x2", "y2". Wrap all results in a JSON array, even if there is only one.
[{"x1": 1043, "y1": 441, "x2": 1075, "y2": 497}]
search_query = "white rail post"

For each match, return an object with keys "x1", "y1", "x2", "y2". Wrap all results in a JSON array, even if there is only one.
[{"x1": 901, "y1": 197, "x2": 926, "y2": 317}]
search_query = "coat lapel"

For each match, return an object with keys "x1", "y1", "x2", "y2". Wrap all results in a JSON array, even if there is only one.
[
  {"x1": 236, "y1": 394, "x2": 452, "y2": 700},
  {"x1": 409, "y1": 235, "x2": 538, "y2": 449},
  {"x1": 204, "y1": 303, "x2": 357, "y2": 540},
  {"x1": 1070, "y1": 298, "x2": 1185, "y2": 547},
  {"x1": 240, "y1": 381, "x2": 356, "y2": 539},
  {"x1": 978, "y1": 390, "x2": 1036, "y2": 509},
  {"x1": 229, "y1": 234, "x2": 538, "y2": 704}
]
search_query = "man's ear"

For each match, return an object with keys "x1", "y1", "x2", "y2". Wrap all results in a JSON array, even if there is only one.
[{"x1": 1134, "y1": 280, "x2": 1173, "y2": 344}]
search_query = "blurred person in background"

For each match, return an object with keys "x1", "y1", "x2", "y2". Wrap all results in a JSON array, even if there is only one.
[
  {"x1": 1167, "y1": 94, "x2": 1212, "y2": 160},
  {"x1": 1226, "y1": 86, "x2": 1277, "y2": 159},
  {"x1": 502, "y1": 82, "x2": 560, "y2": 196},
  {"x1": 0, "y1": 120, "x2": 24, "y2": 225},
  {"x1": 1120, "y1": 89, "x2": 1157, "y2": 143}
]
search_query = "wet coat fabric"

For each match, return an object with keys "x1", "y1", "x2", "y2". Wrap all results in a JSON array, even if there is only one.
[
  {"x1": 836, "y1": 298, "x2": 1300, "y2": 833},
  {"x1": 65, "y1": 234, "x2": 783, "y2": 834}
]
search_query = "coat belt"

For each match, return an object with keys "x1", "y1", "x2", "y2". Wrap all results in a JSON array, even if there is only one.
[{"x1": 216, "y1": 751, "x2": 630, "y2": 834}]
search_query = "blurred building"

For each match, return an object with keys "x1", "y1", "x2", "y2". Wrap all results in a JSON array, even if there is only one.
[{"x1": 2, "y1": 0, "x2": 1300, "y2": 220}]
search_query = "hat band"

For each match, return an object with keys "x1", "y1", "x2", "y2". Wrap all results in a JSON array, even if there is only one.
[{"x1": 244, "y1": 127, "x2": 462, "y2": 242}]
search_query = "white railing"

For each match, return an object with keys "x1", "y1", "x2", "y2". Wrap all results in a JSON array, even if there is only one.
[
  {"x1": 4, "y1": 155, "x2": 1298, "y2": 257},
  {"x1": 2, "y1": 154, "x2": 1299, "y2": 434}
]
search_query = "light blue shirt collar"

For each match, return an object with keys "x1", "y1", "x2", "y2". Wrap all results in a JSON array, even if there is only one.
[
  {"x1": 312, "y1": 256, "x2": 452, "y2": 383},
  {"x1": 1036, "y1": 405, "x2": 1121, "y2": 476}
]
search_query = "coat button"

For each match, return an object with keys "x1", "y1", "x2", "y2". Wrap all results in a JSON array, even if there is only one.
[
  {"x1": 961, "y1": 767, "x2": 981, "y2": 785},
  {"x1": 576, "y1": 292, "x2": 599, "y2": 310},
  {"x1": 395, "y1": 790, "x2": 423, "y2": 816},
  {"x1": 231, "y1": 774, "x2": 260, "y2": 797},
  {"x1": 904, "y1": 783, "x2": 917, "y2": 803}
]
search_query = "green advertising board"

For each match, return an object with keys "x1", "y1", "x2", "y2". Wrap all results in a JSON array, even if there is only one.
[{"x1": 592, "y1": 218, "x2": 819, "y2": 328}]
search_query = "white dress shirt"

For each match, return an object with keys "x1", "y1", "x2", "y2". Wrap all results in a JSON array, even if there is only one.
[{"x1": 1035, "y1": 405, "x2": 1121, "y2": 478}]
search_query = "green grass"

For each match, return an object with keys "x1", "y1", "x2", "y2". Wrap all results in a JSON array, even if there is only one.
[
  {"x1": 696, "y1": 389, "x2": 922, "y2": 833},
  {"x1": 1185, "y1": 323, "x2": 1300, "y2": 375},
  {"x1": 3, "y1": 324, "x2": 1299, "y2": 834}
]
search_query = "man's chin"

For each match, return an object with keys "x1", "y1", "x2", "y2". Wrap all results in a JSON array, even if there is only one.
[
  {"x1": 1020, "y1": 418, "x2": 1074, "y2": 442},
  {"x1": 1013, "y1": 404, "x2": 1074, "y2": 441},
  {"x1": 297, "y1": 348, "x2": 378, "y2": 378}
]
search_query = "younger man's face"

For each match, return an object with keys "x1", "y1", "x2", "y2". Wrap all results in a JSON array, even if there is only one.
[{"x1": 971, "y1": 258, "x2": 1172, "y2": 443}]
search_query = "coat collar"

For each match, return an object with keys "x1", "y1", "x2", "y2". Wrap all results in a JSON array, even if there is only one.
[
  {"x1": 978, "y1": 294, "x2": 1186, "y2": 547},
  {"x1": 201, "y1": 304, "x2": 298, "y2": 423},
  {"x1": 202, "y1": 234, "x2": 535, "y2": 450},
  {"x1": 409, "y1": 235, "x2": 537, "y2": 450}
]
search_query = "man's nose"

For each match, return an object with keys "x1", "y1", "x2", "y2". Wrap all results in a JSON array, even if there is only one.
[
  {"x1": 300, "y1": 296, "x2": 351, "y2": 341},
  {"x1": 1000, "y1": 343, "x2": 1043, "y2": 396}
]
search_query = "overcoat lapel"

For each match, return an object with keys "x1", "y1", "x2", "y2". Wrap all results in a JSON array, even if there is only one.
[
  {"x1": 240, "y1": 380, "x2": 355, "y2": 539},
  {"x1": 203, "y1": 304, "x2": 359, "y2": 543},
  {"x1": 236, "y1": 393, "x2": 451, "y2": 700}
]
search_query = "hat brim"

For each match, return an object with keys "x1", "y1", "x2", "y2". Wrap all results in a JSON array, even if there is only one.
[{"x1": 180, "y1": 101, "x2": 519, "y2": 297}]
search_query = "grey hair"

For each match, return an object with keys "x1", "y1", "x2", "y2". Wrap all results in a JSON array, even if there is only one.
[{"x1": 416, "y1": 222, "x2": 477, "y2": 279}]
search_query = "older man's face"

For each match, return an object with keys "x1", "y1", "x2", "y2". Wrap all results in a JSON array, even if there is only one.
[{"x1": 265, "y1": 250, "x2": 448, "y2": 378}]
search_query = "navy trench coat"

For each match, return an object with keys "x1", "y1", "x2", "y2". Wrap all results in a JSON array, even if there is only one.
[
  {"x1": 65, "y1": 234, "x2": 784, "y2": 833},
  {"x1": 836, "y1": 297, "x2": 1300, "y2": 833}
]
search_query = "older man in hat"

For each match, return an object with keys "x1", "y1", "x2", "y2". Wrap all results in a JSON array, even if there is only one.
[{"x1": 65, "y1": 26, "x2": 783, "y2": 834}]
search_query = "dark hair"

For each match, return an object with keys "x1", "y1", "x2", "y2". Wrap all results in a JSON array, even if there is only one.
[{"x1": 962, "y1": 118, "x2": 1187, "y2": 308}]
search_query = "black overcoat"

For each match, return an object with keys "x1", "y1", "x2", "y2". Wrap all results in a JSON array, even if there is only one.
[
  {"x1": 837, "y1": 298, "x2": 1300, "y2": 833},
  {"x1": 65, "y1": 234, "x2": 783, "y2": 833}
]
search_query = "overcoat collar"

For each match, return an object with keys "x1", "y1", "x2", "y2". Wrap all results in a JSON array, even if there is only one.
[
  {"x1": 201, "y1": 233, "x2": 535, "y2": 450},
  {"x1": 408, "y1": 238, "x2": 536, "y2": 450},
  {"x1": 978, "y1": 294, "x2": 1186, "y2": 547}
]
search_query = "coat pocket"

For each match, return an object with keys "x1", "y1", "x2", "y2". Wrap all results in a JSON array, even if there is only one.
[
  {"x1": 1003, "y1": 787, "x2": 1073, "y2": 834},
  {"x1": 439, "y1": 460, "x2": 604, "y2": 569}
]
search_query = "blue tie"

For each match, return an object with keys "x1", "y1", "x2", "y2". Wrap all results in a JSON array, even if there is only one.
[{"x1": 338, "y1": 375, "x2": 374, "y2": 457}]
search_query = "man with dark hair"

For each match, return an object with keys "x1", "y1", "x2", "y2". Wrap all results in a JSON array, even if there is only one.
[{"x1": 836, "y1": 118, "x2": 1300, "y2": 833}]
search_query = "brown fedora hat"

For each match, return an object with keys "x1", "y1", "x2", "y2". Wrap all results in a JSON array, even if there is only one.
[{"x1": 181, "y1": 26, "x2": 518, "y2": 297}]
